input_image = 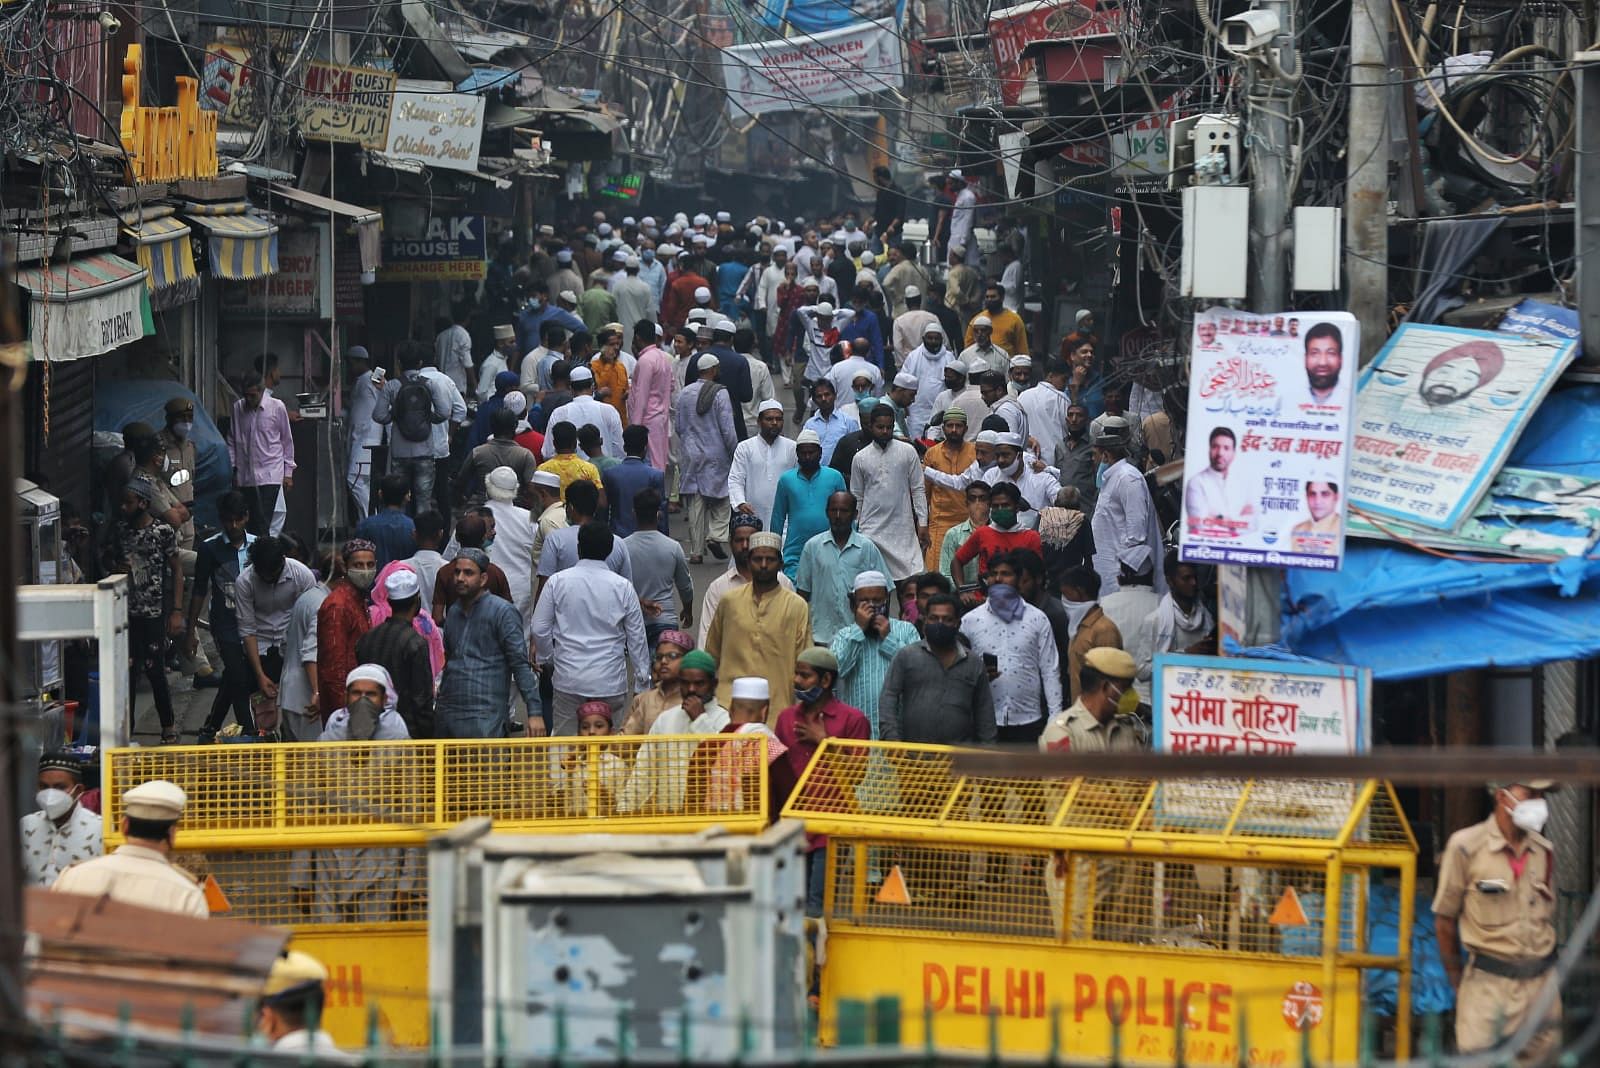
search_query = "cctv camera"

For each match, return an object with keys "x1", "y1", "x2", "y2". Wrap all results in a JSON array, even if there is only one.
[
  {"x1": 1221, "y1": 9, "x2": 1279, "y2": 53},
  {"x1": 98, "y1": 10, "x2": 121, "y2": 33}
]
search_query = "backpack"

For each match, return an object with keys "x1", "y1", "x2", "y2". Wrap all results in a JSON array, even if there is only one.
[{"x1": 394, "y1": 376, "x2": 436, "y2": 442}]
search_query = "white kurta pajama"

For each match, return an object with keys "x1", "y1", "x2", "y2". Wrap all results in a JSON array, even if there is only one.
[
  {"x1": 1090, "y1": 458, "x2": 1167, "y2": 597},
  {"x1": 849, "y1": 438, "x2": 929, "y2": 581},
  {"x1": 728, "y1": 434, "x2": 798, "y2": 529}
]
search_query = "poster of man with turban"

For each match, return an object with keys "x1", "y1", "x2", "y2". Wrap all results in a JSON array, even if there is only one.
[{"x1": 1348, "y1": 323, "x2": 1576, "y2": 531}]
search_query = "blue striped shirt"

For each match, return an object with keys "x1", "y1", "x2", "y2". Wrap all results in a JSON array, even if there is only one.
[{"x1": 829, "y1": 618, "x2": 919, "y2": 737}]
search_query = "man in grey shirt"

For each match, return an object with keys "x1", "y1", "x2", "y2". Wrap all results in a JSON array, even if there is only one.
[
  {"x1": 535, "y1": 480, "x2": 632, "y2": 595},
  {"x1": 276, "y1": 569, "x2": 330, "y2": 742},
  {"x1": 234, "y1": 536, "x2": 317, "y2": 705},
  {"x1": 623, "y1": 490, "x2": 694, "y2": 646},
  {"x1": 878, "y1": 591, "x2": 996, "y2": 745}
]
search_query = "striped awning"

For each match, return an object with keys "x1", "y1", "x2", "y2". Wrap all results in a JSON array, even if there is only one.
[
  {"x1": 122, "y1": 216, "x2": 197, "y2": 307},
  {"x1": 182, "y1": 202, "x2": 279, "y2": 280},
  {"x1": 13, "y1": 253, "x2": 152, "y2": 363}
]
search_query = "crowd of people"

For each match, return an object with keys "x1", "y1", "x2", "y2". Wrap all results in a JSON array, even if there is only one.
[{"x1": 52, "y1": 202, "x2": 1209, "y2": 918}]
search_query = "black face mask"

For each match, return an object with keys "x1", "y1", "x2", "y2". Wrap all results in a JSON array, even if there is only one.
[
  {"x1": 346, "y1": 696, "x2": 382, "y2": 740},
  {"x1": 924, "y1": 621, "x2": 959, "y2": 647}
]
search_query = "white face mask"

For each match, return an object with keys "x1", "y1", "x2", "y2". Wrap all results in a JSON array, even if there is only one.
[
  {"x1": 1061, "y1": 598, "x2": 1094, "y2": 632},
  {"x1": 1506, "y1": 794, "x2": 1549, "y2": 834},
  {"x1": 37, "y1": 788, "x2": 75, "y2": 820}
]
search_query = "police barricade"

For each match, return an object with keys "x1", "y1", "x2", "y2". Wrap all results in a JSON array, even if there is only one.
[
  {"x1": 103, "y1": 734, "x2": 772, "y2": 1048},
  {"x1": 783, "y1": 740, "x2": 1418, "y2": 1065}
]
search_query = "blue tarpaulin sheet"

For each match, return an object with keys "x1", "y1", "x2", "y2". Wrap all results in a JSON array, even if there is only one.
[
  {"x1": 95, "y1": 381, "x2": 233, "y2": 529},
  {"x1": 749, "y1": 0, "x2": 903, "y2": 34},
  {"x1": 1271, "y1": 386, "x2": 1600, "y2": 680}
]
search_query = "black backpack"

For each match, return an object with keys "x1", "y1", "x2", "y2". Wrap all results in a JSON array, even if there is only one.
[{"x1": 394, "y1": 376, "x2": 437, "y2": 442}]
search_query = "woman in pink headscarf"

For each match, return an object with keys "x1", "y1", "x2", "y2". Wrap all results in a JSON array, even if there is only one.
[{"x1": 369, "y1": 560, "x2": 446, "y2": 680}]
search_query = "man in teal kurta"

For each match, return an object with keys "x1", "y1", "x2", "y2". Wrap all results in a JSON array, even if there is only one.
[{"x1": 769, "y1": 430, "x2": 847, "y2": 579}]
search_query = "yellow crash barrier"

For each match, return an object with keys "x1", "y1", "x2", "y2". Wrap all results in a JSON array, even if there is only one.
[
  {"x1": 104, "y1": 734, "x2": 772, "y2": 1047},
  {"x1": 783, "y1": 740, "x2": 1417, "y2": 1066}
]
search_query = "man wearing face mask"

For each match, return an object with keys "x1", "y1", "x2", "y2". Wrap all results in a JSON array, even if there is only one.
[
  {"x1": 775, "y1": 647, "x2": 871, "y2": 914},
  {"x1": 1434, "y1": 779, "x2": 1561, "y2": 1063},
  {"x1": 1039, "y1": 646, "x2": 1146, "y2": 752},
  {"x1": 22, "y1": 752, "x2": 102, "y2": 885},
  {"x1": 52, "y1": 779, "x2": 207, "y2": 918},
  {"x1": 959, "y1": 553, "x2": 1061, "y2": 744},
  {"x1": 879, "y1": 592, "x2": 995, "y2": 744},
  {"x1": 901, "y1": 323, "x2": 958, "y2": 434},
  {"x1": 1060, "y1": 566, "x2": 1122, "y2": 702},
  {"x1": 234, "y1": 535, "x2": 315, "y2": 733},
  {"x1": 316, "y1": 539, "x2": 378, "y2": 721}
]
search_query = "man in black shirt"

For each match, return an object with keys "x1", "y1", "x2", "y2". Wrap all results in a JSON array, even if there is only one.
[{"x1": 188, "y1": 492, "x2": 258, "y2": 742}]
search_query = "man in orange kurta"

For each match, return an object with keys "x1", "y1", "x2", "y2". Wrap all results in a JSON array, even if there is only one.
[
  {"x1": 921, "y1": 408, "x2": 977, "y2": 570},
  {"x1": 592, "y1": 328, "x2": 630, "y2": 426}
]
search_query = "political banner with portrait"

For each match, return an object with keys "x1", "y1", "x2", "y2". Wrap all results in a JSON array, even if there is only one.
[
  {"x1": 1179, "y1": 309, "x2": 1359, "y2": 571},
  {"x1": 1349, "y1": 323, "x2": 1577, "y2": 531}
]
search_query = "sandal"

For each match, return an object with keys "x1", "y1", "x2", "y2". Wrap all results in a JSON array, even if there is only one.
[
  {"x1": 688, "y1": 554, "x2": 704, "y2": 565},
  {"x1": 160, "y1": 730, "x2": 181, "y2": 745}
]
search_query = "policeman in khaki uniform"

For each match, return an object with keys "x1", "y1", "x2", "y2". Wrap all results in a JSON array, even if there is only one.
[
  {"x1": 1038, "y1": 647, "x2": 1148, "y2": 938},
  {"x1": 52, "y1": 779, "x2": 209, "y2": 919},
  {"x1": 1039, "y1": 646, "x2": 1149, "y2": 753},
  {"x1": 1434, "y1": 779, "x2": 1561, "y2": 1063}
]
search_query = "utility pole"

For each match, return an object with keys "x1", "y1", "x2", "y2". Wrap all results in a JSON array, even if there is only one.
[
  {"x1": 1346, "y1": 0, "x2": 1391, "y2": 364},
  {"x1": 1241, "y1": 0, "x2": 1300, "y2": 645},
  {"x1": 0, "y1": 239, "x2": 25, "y2": 1053}
]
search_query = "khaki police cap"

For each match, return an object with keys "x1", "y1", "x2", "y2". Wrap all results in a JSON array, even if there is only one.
[
  {"x1": 1495, "y1": 778, "x2": 1558, "y2": 793},
  {"x1": 1084, "y1": 647, "x2": 1137, "y2": 680},
  {"x1": 264, "y1": 950, "x2": 330, "y2": 999},
  {"x1": 123, "y1": 779, "x2": 187, "y2": 820}
]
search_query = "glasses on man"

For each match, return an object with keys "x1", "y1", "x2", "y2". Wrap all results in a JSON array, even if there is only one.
[{"x1": 656, "y1": 649, "x2": 685, "y2": 661}]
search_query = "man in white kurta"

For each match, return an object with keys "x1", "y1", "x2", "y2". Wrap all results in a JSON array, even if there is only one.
[
  {"x1": 1089, "y1": 418, "x2": 1166, "y2": 598},
  {"x1": 849, "y1": 405, "x2": 929, "y2": 585},
  {"x1": 900, "y1": 324, "x2": 959, "y2": 435},
  {"x1": 729, "y1": 401, "x2": 798, "y2": 529},
  {"x1": 484, "y1": 467, "x2": 538, "y2": 629}
]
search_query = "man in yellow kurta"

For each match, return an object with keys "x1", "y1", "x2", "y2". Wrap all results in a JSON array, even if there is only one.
[
  {"x1": 705, "y1": 531, "x2": 811, "y2": 720},
  {"x1": 592, "y1": 325, "x2": 631, "y2": 426},
  {"x1": 922, "y1": 408, "x2": 978, "y2": 570}
]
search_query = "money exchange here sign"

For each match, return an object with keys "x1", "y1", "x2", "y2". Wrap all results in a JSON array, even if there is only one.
[
  {"x1": 378, "y1": 215, "x2": 487, "y2": 282},
  {"x1": 384, "y1": 91, "x2": 486, "y2": 172},
  {"x1": 1180, "y1": 310, "x2": 1359, "y2": 571}
]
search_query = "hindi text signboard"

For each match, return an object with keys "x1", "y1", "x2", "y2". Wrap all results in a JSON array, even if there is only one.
[
  {"x1": 1154, "y1": 654, "x2": 1369, "y2": 834},
  {"x1": 1180, "y1": 309, "x2": 1359, "y2": 571},
  {"x1": 1348, "y1": 323, "x2": 1575, "y2": 531}
]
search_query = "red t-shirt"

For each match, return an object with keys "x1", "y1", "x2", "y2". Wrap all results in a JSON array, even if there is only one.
[
  {"x1": 515, "y1": 428, "x2": 545, "y2": 456},
  {"x1": 953, "y1": 525, "x2": 1044, "y2": 578}
]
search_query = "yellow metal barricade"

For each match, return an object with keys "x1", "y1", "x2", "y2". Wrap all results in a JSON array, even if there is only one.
[
  {"x1": 784, "y1": 740, "x2": 1417, "y2": 1066},
  {"x1": 103, "y1": 734, "x2": 771, "y2": 1047}
]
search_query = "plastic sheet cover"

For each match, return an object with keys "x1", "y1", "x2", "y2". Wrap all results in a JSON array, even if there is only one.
[{"x1": 1270, "y1": 386, "x2": 1600, "y2": 679}]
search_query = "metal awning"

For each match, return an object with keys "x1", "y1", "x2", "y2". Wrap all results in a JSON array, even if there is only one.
[
  {"x1": 13, "y1": 253, "x2": 150, "y2": 362},
  {"x1": 261, "y1": 183, "x2": 383, "y2": 272},
  {"x1": 121, "y1": 216, "x2": 198, "y2": 308},
  {"x1": 181, "y1": 201, "x2": 278, "y2": 280}
]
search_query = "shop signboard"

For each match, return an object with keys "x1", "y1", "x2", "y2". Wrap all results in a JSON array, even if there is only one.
[
  {"x1": 1348, "y1": 323, "x2": 1575, "y2": 531},
  {"x1": 721, "y1": 19, "x2": 904, "y2": 116},
  {"x1": 221, "y1": 228, "x2": 327, "y2": 317},
  {"x1": 384, "y1": 90, "x2": 485, "y2": 172},
  {"x1": 990, "y1": 0, "x2": 1123, "y2": 106},
  {"x1": 1154, "y1": 653, "x2": 1370, "y2": 835},
  {"x1": 299, "y1": 61, "x2": 397, "y2": 148},
  {"x1": 377, "y1": 214, "x2": 487, "y2": 282},
  {"x1": 1179, "y1": 309, "x2": 1359, "y2": 571}
]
